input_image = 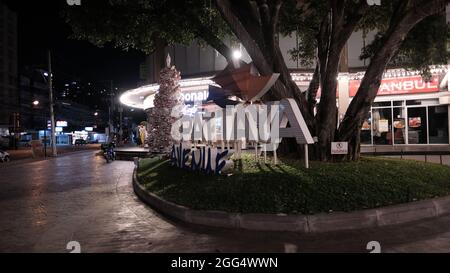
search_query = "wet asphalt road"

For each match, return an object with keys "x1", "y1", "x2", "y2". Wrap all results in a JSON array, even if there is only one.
[{"x1": 0, "y1": 151, "x2": 450, "y2": 253}]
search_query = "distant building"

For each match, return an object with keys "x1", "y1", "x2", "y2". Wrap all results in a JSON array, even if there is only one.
[
  {"x1": 19, "y1": 67, "x2": 109, "y2": 144},
  {"x1": 57, "y1": 80, "x2": 113, "y2": 111},
  {"x1": 19, "y1": 67, "x2": 51, "y2": 132},
  {"x1": 0, "y1": 2, "x2": 18, "y2": 137}
]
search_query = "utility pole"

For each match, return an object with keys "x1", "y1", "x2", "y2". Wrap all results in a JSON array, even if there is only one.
[
  {"x1": 447, "y1": 4, "x2": 450, "y2": 92},
  {"x1": 108, "y1": 80, "x2": 114, "y2": 143},
  {"x1": 48, "y1": 51, "x2": 57, "y2": 157},
  {"x1": 119, "y1": 105, "x2": 123, "y2": 144}
]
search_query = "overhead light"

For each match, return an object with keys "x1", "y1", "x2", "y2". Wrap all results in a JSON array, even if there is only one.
[
  {"x1": 232, "y1": 50, "x2": 242, "y2": 60},
  {"x1": 33, "y1": 100, "x2": 39, "y2": 106}
]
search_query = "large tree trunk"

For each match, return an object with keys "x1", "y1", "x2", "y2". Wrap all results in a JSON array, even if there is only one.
[
  {"x1": 215, "y1": 0, "x2": 315, "y2": 128},
  {"x1": 215, "y1": 0, "x2": 368, "y2": 161},
  {"x1": 337, "y1": 0, "x2": 448, "y2": 159},
  {"x1": 314, "y1": 1, "x2": 368, "y2": 161},
  {"x1": 346, "y1": 121, "x2": 362, "y2": 161},
  {"x1": 315, "y1": 60, "x2": 339, "y2": 161},
  {"x1": 191, "y1": 16, "x2": 234, "y2": 64},
  {"x1": 214, "y1": 0, "x2": 446, "y2": 163}
]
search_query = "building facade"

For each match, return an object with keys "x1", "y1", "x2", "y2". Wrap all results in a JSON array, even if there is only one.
[
  {"x1": 18, "y1": 67, "x2": 110, "y2": 145},
  {"x1": 0, "y1": 2, "x2": 18, "y2": 137}
]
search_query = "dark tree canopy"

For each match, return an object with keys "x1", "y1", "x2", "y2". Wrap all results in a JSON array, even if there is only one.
[
  {"x1": 65, "y1": 0, "x2": 448, "y2": 76},
  {"x1": 280, "y1": 0, "x2": 449, "y2": 78},
  {"x1": 64, "y1": 0, "x2": 232, "y2": 57},
  {"x1": 361, "y1": 14, "x2": 449, "y2": 80}
]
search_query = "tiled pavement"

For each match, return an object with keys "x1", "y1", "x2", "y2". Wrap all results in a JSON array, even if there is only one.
[{"x1": 1, "y1": 151, "x2": 450, "y2": 253}]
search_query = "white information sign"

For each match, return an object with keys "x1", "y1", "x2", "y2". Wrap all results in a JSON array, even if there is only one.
[{"x1": 331, "y1": 142, "x2": 349, "y2": 155}]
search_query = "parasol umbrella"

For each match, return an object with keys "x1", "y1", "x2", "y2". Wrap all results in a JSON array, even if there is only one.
[
  {"x1": 206, "y1": 85, "x2": 241, "y2": 108},
  {"x1": 230, "y1": 72, "x2": 279, "y2": 102},
  {"x1": 211, "y1": 62, "x2": 279, "y2": 102}
]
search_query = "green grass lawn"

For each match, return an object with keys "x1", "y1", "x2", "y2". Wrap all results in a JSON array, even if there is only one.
[{"x1": 136, "y1": 155, "x2": 450, "y2": 215}]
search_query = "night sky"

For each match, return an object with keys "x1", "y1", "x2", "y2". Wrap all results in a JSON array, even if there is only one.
[{"x1": 6, "y1": 0, "x2": 145, "y2": 90}]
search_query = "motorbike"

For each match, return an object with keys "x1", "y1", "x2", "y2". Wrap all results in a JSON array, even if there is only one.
[
  {"x1": 0, "y1": 150, "x2": 10, "y2": 163},
  {"x1": 101, "y1": 143, "x2": 116, "y2": 163}
]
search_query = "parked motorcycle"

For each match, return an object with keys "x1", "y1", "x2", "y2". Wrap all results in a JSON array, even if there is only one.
[
  {"x1": 0, "y1": 150, "x2": 10, "y2": 163},
  {"x1": 101, "y1": 142, "x2": 116, "y2": 163}
]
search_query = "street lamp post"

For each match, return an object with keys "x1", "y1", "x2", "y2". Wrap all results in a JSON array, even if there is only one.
[
  {"x1": 32, "y1": 100, "x2": 47, "y2": 158},
  {"x1": 97, "y1": 80, "x2": 115, "y2": 143},
  {"x1": 118, "y1": 106, "x2": 123, "y2": 144},
  {"x1": 43, "y1": 120, "x2": 47, "y2": 158},
  {"x1": 108, "y1": 81, "x2": 115, "y2": 143},
  {"x1": 48, "y1": 51, "x2": 57, "y2": 157}
]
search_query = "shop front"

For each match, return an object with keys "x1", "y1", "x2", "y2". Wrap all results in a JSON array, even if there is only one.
[
  {"x1": 360, "y1": 100, "x2": 449, "y2": 145},
  {"x1": 352, "y1": 74, "x2": 450, "y2": 146}
]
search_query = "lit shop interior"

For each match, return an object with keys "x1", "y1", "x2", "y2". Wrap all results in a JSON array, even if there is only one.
[{"x1": 32, "y1": 121, "x2": 107, "y2": 145}]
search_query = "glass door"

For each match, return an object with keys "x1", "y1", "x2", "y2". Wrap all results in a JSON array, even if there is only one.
[
  {"x1": 407, "y1": 107, "x2": 428, "y2": 144},
  {"x1": 393, "y1": 107, "x2": 406, "y2": 144},
  {"x1": 360, "y1": 111, "x2": 372, "y2": 145},
  {"x1": 428, "y1": 106, "x2": 449, "y2": 144},
  {"x1": 372, "y1": 108, "x2": 392, "y2": 145}
]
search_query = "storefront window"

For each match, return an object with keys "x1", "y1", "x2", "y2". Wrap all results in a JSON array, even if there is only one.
[
  {"x1": 428, "y1": 106, "x2": 449, "y2": 144},
  {"x1": 372, "y1": 108, "x2": 392, "y2": 145},
  {"x1": 373, "y1": 101, "x2": 391, "y2": 107},
  {"x1": 360, "y1": 111, "x2": 372, "y2": 145},
  {"x1": 406, "y1": 100, "x2": 422, "y2": 106},
  {"x1": 361, "y1": 100, "x2": 448, "y2": 146},
  {"x1": 407, "y1": 107, "x2": 428, "y2": 144}
]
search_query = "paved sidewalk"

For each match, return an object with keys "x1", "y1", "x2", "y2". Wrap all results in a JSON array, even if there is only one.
[
  {"x1": 379, "y1": 155, "x2": 450, "y2": 166},
  {"x1": 361, "y1": 145, "x2": 450, "y2": 154}
]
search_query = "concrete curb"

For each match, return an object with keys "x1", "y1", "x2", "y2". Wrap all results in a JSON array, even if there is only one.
[{"x1": 132, "y1": 167, "x2": 450, "y2": 233}]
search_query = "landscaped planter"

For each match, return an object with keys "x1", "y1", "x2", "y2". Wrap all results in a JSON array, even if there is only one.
[{"x1": 133, "y1": 161, "x2": 450, "y2": 233}]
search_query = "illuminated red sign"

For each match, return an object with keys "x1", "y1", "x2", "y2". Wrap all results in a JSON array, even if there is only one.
[{"x1": 349, "y1": 76, "x2": 440, "y2": 97}]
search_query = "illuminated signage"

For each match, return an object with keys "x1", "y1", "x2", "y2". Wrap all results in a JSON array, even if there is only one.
[
  {"x1": 171, "y1": 98, "x2": 314, "y2": 170},
  {"x1": 172, "y1": 99, "x2": 314, "y2": 147},
  {"x1": 85, "y1": 127, "x2": 94, "y2": 132},
  {"x1": 180, "y1": 90, "x2": 208, "y2": 103},
  {"x1": 349, "y1": 76, "x2": 440, "y2": 97},
  {"x1": 55, "y1": 127, "x2": 63, "y2": 132},
  {"x1": 57, "y1": 121, "x2": 68, "y2": 127},
  {"x1": 170, "y1": 143, "x2": 232, "y2": 175}
]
